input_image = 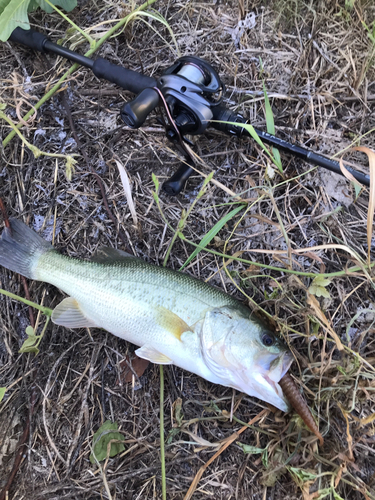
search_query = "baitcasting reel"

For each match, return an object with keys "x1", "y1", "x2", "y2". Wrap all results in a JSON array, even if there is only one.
[
  {"x1": 120, "y1": 56, "x2": 224, "y2": 136},
  {"x1": 120, "y1": 56, "x2": 226, "y2": 195}
]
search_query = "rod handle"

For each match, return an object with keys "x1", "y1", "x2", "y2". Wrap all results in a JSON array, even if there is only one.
[
  {"x1": 9, "y1": 27, "x2": 49, "y2": 52},
  {"x1": 92, "y1": 58, "x2": 157, "y2": 94}
]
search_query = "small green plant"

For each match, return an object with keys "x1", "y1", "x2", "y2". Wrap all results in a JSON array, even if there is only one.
[
  {"x1": 308, "y1": 276, "x2": 332, "y2": 299},
  {"x1": 19, "y1": 324, "x2": 48, "y2": 354},
  {"x1": 0, "y1": 0, "x2": 77, "y2": 42},
  {"x1": 237, "y1": 442, "x2": 266, "y2": 456},
  {"x1": 90, "y1": 421, "x2": 125, "y2": 464},
  {"x1": 0, "y1": 286, "x2": 52, "y2": 355}
]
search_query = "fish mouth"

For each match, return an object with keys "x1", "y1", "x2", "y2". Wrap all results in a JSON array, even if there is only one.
[
  {"x1": 269, "y1": 350, "x2": 294, "y2": 383},
  {"x1": 259, "y1": 351, "x2": 294, "y2": 411},
  {"x1": 262, "y1": 374, "x2": 290, "y2": 410}
]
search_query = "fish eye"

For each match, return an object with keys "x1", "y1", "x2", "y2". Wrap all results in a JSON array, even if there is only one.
[{"x1": 261, "y1": 332, "x2": 275, "y2": 347}]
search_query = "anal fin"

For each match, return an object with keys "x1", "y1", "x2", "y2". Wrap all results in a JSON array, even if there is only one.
[
  {"x1": 52, "y1": 297, "x2": 97, "y2": 329},
  {"x1": 135, "y1": 345, "x2": 173, "y2": 365}
]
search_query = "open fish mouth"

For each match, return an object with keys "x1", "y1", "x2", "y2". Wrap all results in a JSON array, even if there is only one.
[
  {"x1": 260, "y1": 351, "x2": 294, "y2": 409},
  {"x1": 272, "y1": 350, "x2": 294, "y2": 381},
  {"x1": 262, "y1": 374, "x2": 289, "y2": 406}
]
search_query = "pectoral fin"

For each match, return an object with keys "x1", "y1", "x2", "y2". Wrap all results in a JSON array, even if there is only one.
[
  {"x1": 135, "y1": 345, "x2": 173, "y2": 365},
  {"x1": 52, "y1": 297, "x2": 97, "y2": 329},
  {"x1": 155, "y1": 306, "x2": 192, "y2": 341}
]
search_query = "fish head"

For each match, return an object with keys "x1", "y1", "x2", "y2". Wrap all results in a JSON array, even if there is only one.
[{"x1": 197, "y1": 306, "x2": 293, "y2": 411}]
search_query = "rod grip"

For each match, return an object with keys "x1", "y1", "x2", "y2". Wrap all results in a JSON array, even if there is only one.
[
  {"x1": 9, "y1": 27, "x2": 49, "y2": 52},
  {"x1": 92, "y1": 58, "x2": 157, "y2": 94}
]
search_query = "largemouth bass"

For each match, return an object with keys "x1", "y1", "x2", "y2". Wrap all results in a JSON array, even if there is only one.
[{"x1": 0, "y1": 218, "x2": 293, "y2": 411}]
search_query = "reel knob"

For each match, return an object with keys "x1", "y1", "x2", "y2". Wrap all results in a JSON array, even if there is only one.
[{"x1": 120, "y1": 88, "x2": 159, "y2": 128}]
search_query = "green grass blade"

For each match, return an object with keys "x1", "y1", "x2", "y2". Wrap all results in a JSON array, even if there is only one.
[
  {"x1": 179, "y1": 204, "x2": 245, "y2": 271},
  {"x1": 262, "y1": 80, "x2": 282, "y2": 173},
  {"x1": 217, "y1": 120, "x2": 280, "y2": 170},
  {"x1": 159, "y1": 365, "x2": 166, "y2": 500}
]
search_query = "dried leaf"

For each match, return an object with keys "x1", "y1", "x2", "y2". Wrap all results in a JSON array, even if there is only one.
[
  {"x1": 351, "y1": 410, "x2": 375, "y2": 426},
  {"x1": 180, "y1": 428, "x2": 220, "y2": 449},
  {"x1": 115, "y1": 159, "x2": 138, "y2": 227},
  {"x1": 307, "y1": 293, "x2": 343, "y2": 350},
  {"x1": 118, "y1": 354, "x2": 149, "y2": 384},
  {"x1": 339, "y1": 156, "x2": 363, "y2": 193}
]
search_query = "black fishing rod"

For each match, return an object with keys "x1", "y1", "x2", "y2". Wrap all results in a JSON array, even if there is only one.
[{"x1": 9, "y1": 27, "x2": 371, "y2": 194}]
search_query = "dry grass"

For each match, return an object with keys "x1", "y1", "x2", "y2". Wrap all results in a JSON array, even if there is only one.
[{"x1": 1, "y1": 0, "x2": 375, "y2": 499}]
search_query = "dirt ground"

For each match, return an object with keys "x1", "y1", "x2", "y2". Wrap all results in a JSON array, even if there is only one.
[{"x1": 1, "y1": 0, "x2": 375, "y2": 499}]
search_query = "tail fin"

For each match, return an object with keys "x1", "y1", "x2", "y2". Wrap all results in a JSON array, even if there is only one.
[{"x1": 0, "y1": 218, "x2": 52, "y2": 279}]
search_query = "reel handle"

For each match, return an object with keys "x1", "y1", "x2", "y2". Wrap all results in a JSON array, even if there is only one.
[{"x1": 120, "y1": 88, "x2": 159, "y2": 128}]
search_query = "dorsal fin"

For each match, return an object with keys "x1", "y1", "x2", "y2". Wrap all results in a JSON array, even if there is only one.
[{"x1": 90, "y1": 246, "x2": 136, "y2": 263}]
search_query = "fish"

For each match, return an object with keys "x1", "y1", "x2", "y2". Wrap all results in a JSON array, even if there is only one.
[{"x1": 0, "y1": 218, "x2": 326, "y2": 446}]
